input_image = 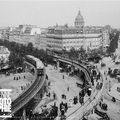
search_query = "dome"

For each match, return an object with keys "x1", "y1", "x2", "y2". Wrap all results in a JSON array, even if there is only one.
[
  {"x1": 75, "y1": 10, "x2": 83, "y2": 20},
  {"x1": 74, "y1": 10, "x2": 85, "y2": 28}
]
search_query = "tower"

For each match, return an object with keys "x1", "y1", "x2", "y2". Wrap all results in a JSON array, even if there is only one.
[{"x1": 74, "y1": 10, "x2": 85, "y2": 28}]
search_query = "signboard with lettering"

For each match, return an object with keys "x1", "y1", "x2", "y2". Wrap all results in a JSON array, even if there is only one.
[{"x1": 0, "y1": 89, "x2": 12, "y2": 118}]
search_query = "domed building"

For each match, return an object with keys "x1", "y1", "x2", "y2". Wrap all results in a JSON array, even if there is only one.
[
  {"x1": 8, "y1": 10, "x2": 110, "y2": 52},
  {"x1": 74, "y1": 10, "x2": 85, "y2": 28},
  {"x1": 46, "y1": 10, "x2": 107, "y2": 51}
]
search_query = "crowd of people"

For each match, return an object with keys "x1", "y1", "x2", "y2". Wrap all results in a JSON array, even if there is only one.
[
  {"x1": 13, "y1": 75, "x2": 26, "y2": 80},
  {"x1": 36, "y1": 63, "x2": 102, "y2": 120},
  {"x1": 29, "y1": 58, "x2": 111, "y2": 120}
]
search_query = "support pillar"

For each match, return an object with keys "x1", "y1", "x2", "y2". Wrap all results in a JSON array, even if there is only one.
[
  {"x1": 22, "y1": 108, "x2": 26, "y2": 120},
  {"x1": 57, "y1": 60, "x2": 60, "y2": 71},
  {"x1": 71, "y1": 65, "x2": 75, "y2": 73}
]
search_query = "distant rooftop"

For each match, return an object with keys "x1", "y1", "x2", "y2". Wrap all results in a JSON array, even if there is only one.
[{"x1": 47, "y1": 25, "x2": 104, "y2": 35}]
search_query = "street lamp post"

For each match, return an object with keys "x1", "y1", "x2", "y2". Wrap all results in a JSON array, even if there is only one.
[{"x1": 109, "y1": 79, "x2": 111, "y2": 92}]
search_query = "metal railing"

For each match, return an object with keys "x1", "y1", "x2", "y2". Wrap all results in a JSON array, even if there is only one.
[{"x1": 11, "y1": 60, "x2": 46, "y2": 115}]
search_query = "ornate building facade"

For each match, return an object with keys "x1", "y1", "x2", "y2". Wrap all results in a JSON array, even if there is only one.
[
  {"x1": 46, "y1": 10, "x2": 109, "y2": 52},
  {"x1": 7, "y1": 10, "x2": 110, "y2": 52}
]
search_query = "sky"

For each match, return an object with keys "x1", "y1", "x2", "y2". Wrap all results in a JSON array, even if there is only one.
[{"x1": 0, "y1": 0, "x2": 120, "y2": 28}]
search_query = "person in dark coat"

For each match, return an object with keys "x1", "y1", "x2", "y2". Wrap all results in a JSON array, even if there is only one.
[
  {"x1": 81, "y1": 89, "x2": 85, "y2": 97},
  {"x1": 48, "y1": 92, "x2": 50, "y2": 97},
  {"x1": 46, "y1": 74, "x2": 48, "y2": 80},
  {"x1": 79, "y1": 91, "x2": 82, "y2": 98},
  {"x1": 73, "y1": 96, "x2": 76, "y2": 104},
  {"x1": 112, "y1": 97, "x2": 116, "y2": 102},
  {"x1": 53, "y1": 93, "x2": 56, "y2": 100},
  {"x1": 60, "y1": 101, "x2": 64, "y2": 112},
  {"x1": 63, "y1": 75, "x2": 64, "y2": 79},
  {"x1": 79, "y1": 96, "x2": 83, "y2": 105},
  {"x1": 75, "y1": 96, "x2": 78, "y2": 104},
  {"x1": 64, "y1": 95, "x2": 66, "y2": 99},
  {"x1": 87, "y1": 88, "x2": 92, "y2": 96},
  {"x1": 64, "y1": 102, "x2": 68, "y2": 112},
  {"x1": 67, "y1": 87, "x2": 69, "y2": 91},
  {"x1": 61, "y1": 104, "x2": 65, "y2": 116}
]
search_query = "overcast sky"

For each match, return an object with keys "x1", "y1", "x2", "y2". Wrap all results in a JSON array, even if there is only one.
[{"x1": 0, "y1": 0, "x2": 120, "y2": 28}]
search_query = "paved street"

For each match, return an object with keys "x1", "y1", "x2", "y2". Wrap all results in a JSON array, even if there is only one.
[
  {"x1": 34, "y1": 64, "x2": 91, "y2": 117},
  {"x1": 0, "y1": 72, "x2": 34, "y2": 100},
  {"x1": 96, "y1": 57, "x2": 120, "y2": 120}
]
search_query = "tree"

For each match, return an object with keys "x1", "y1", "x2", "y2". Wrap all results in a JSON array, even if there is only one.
[
  {"x1": 62, "y1": 47, "x2": 66, "y2": 55},
  {"x1": 69, "y1": 47, "x2": 78, "y2": 60},
  {"x1": 107, "y1": 31, "x2": 120, "y2": 54},
  {"x1": 26, "y1": 42, "x2": 33, "y2": 54},
  {"x1": 78, "y1": 46, "x2": 86, "y2": 60},
  {"x1": 0, "y1": 56, "x2": 5, "y2": 69},
  {"x1": 0, "y1": 39, "x2": 56, "y2": 67}
]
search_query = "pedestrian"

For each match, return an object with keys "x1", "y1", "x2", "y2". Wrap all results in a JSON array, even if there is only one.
[
  {"x1": 61, "y1": 104, "x2": 65, "y2": 116},
  {"x1": 91, "y1": 77, "x2": 94, "y2": 86},
  {"x1": 82, "y1": 97, "x2": 84, "y2": 104},
  {"x1": 24, "y1": 76, "x2": 25, "y2": 79},
  {"x1": 79, "y1": 96, "x2": 82, "y2": 104},
  {"x1": 60, "y1": 101, "x2": 64, "y2": 112},
  {"x1": 73, "y1": 97, "x2": 76, "y2": 104},
  {"x1": 79, "y1": 96, "x2": 84, "y2": 105},
  {"x1": 64, "y1": 95, "x2": 66, "y2": 99},
  {"x1": 81, "y1": 89, "x2": 85, "y2": 97},
  {"x1": 48, "y1": 92, "x2": 51, "y2": 97},
  {"x1": 87, "y1": 88, "x2": 92, "y2": 96},
  {"x1": 104, "y1": 71, "x2": 106, "y2": 75},
  {"x1": 48, "y1": 81, "x2": 51, "y2": 86},
  {"x1": 62, "y1": 94, "x2": 64, "y2": 99},
  {"x1": 67, "y1": 87, "x2": 69, "y2": 91},
  {"x1": 53, "y1": 93, "x2": 56, "y2": 100},
  {"x1": 64, "y1": 102, "x2": 68, "y2": 112},
  {"x1": 54, "y1": 102, "x2": 56, "y2": 107},
  {"x1": 63, "y1": 75, "x2": 64, "y2": 79},
  {"x1": 14, "y1": 77, "x2": 15, "y2": 80},
  {"x1": 53, "y1": 102, "x2": 58, "y2": 117},
  {"x1": 112, "y1": 97, "x2": 116, "y2": 102},
  {"x1": 98, "y1": 72, "x2": 101, "y2": 79},
  {"x1": 40, "y1": 93, "x2": 43, "y2": 98},
  {"x1": 76, "y1": 96, "x2": 78, "y2": 104},
  {"x1": 79, "y1": 91, "x2": 81, "y2": 97},
  {"x1": 46, "y1": 74, "x2": 48, "y2": 80}
]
